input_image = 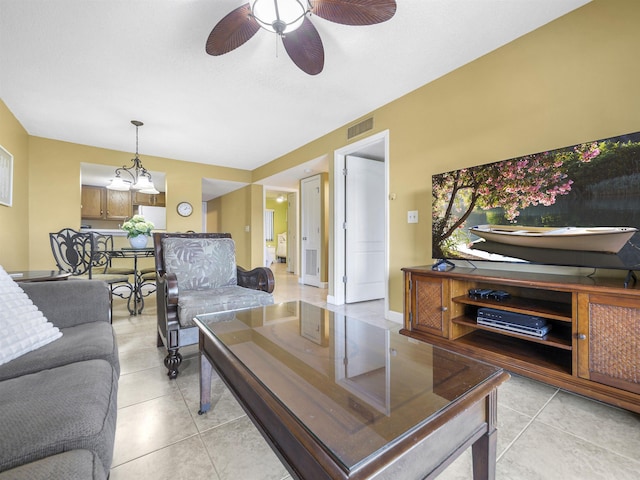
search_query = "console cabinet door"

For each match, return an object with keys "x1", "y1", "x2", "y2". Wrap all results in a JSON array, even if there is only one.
[
  {"x1": 577, "y1": 293, "x2": 640, "y2": 395},
  {"x1": 407, "y1": 274, "x2": 450, "y2": 338}
]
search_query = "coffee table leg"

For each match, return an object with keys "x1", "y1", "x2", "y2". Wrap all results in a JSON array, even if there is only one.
[
  {"x1": 471, "y1": 389, "x2": 498, "y2": 480},
  {"x1": 471, "y1": 427, "x2": 497, "y2": 480},
  {"x1": 198, "y1": 352, "x2": 213, "y2": 415}
]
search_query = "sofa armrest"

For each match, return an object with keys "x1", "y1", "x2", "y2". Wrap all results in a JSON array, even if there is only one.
[
  {"x1": 21, "y1": 280, "x2": 111, "y2": 328},
  {"x1": 237, "y1": 266, "x2": 275, "y2": 293}
]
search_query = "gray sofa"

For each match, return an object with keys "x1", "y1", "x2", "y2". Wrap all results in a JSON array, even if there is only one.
[{"x1": 0, "y1": 280, "x2": 118, "y2": 480}]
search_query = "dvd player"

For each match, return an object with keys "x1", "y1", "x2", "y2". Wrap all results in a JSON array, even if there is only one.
[
  {"x1": 477, "y1": 317, "x2": 552, "y2": 337},
  {"x1": 477, "y1": 308, "x2": 547, "y2": 328}
]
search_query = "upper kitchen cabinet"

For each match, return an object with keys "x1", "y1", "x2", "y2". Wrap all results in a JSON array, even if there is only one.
[
  {"x1": 132, "y1": 191, "x2": 165, "y2": 206},
  {"x1": 105, "y1": 189, "x2": 132, "y2": 220},
  {"x1": 81, "y1": 185, "x2": 131, "y2": 221},
  {"x1": 81, "y1": 185, "x2": 104, "y2": 219}
]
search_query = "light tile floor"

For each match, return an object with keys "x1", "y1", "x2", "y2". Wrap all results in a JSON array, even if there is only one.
[{"x1": 110, "y1": 263, "x2": 640, "y2": 479}]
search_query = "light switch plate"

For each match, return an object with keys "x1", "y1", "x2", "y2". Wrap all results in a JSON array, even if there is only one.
[{"x1": 408, "y1": 210, "x2": 418, "y2": 223}]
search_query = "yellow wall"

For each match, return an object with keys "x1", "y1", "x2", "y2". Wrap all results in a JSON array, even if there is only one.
[
  {"x1": 218, "y1": 186, "x2": 252, "y2": 267},
  {"x1": 206, "y1": 197, "x2": 222, "y2": 233},
  {"x1": 0, "y1": 101, "x2": 29, "y2": 270},
  {"x1": 249, "y1": 183, "x2": 265, "y2": 268},
  {"x1": 25, "y1": 136, "x2": 251, "y2": 269},
  {"x1": 252, "y1": 0, "x2": 640, "y2": 312},
  {"x1": 206, "y1": 185, "x2": 265, "y2": 269},
  {"x1": 3, "y1": 0, "x2": 639, "y2": 314}
]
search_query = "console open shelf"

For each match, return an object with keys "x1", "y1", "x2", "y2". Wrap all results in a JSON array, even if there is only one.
[
  {"x1": 452, "y1": 295, "x2": 572, "y2": 322},
  {"x1": 452, "y1": 315, "x2": 572, "y2": 350},
  {"x1": 401, "y1": 265, "x2": 640, "y2": 414},
  {"x1": 454, "y1": 329, "x2": 572, "y2": 375}
]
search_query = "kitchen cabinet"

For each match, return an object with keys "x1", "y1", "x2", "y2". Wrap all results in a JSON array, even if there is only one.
[
  {"x1": 81, "y1": 186, "x2": 131, "y2": 221},
  {"x1": 105, "y1": 189, "x2": 132, "y2": 220},
  {"x1": 81, "y1": 186, "x2": 104, "y2": 219},
  {"x1": 132, "y1": 191, "x2": 165, "y2": 206}
]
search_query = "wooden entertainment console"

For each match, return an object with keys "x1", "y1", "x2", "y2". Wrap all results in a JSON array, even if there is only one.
[{"x1": 401, "y1": 266, "x2": 640, "y2": 413}]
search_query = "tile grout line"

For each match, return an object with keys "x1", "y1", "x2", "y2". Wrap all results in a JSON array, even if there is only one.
[{"x1": 496, "y1": 388, "x2": 560, "y2": 462}]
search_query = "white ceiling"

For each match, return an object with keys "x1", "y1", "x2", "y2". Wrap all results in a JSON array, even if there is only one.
[{"x1": 0, "y1": 0, "x2": 590, "y2": 199}]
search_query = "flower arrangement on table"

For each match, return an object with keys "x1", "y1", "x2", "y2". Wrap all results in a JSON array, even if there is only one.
[{"x1": 121, "y1": 215, "x2": 155, "y2": 238}]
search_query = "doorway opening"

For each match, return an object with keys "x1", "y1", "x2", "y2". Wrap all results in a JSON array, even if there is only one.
[
  {"x1": 331, "y1": 130, "x2": 389, "y2": 313},
  {"x1": 264, "y1": 187, "x2": 298, "y2": 274}
]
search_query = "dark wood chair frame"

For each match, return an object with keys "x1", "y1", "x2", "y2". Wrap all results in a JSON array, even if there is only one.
[{"x1": 153, "y1": 232, "x2": 275, "y2": 379}]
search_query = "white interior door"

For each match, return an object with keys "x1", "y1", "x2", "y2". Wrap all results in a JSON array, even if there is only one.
[
  {"x1": 287, "y1": 192, "x2": 297, "y2": 274},
  {"x1": 345, "y1": 156, "x2": 385, "y2": 303},
  {"x1": 301, "y1": 175, "x2": 321, "y2": 286}
]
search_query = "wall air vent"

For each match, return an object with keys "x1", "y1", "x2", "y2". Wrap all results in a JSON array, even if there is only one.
[{"x1": 347, "y1": 117, "x2": 373, "y2": 139}]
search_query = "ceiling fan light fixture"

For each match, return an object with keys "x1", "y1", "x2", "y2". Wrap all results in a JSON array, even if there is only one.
[
  {"x1": 206, "y1": 0, "x2": 396, "y2": 75},
  {"x1": 251, "y1": 0, "x2": 309, "y2": 35}
]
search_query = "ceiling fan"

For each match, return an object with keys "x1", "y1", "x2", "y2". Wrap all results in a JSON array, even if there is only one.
[{"x1": 205, "y1": 0, "x2": 397, "y2": 75}]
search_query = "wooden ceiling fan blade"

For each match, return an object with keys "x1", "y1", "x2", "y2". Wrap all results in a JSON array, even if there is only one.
[
  {"x1": 282, "y1": 17, "x2": 324, "y2": 76},
  {"x1": 205, "y1": 3, "x2": 260, "y2": 56},
  {"x1": 311, "y1": 0, "x2": 397, "y2": 26}
]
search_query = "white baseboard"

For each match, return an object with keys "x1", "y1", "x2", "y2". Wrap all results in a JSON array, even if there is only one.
[
  {"x1": 327, "y1": 295, "x2": 341, "y2": 305},
  {"x1": 387, "y1": 309, "x2": 403, "y2": 325}
]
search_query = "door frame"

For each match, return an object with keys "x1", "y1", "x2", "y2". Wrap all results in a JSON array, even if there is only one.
[
  {"x1": 286, "y1": 192, "x2": 298, "y2": 275},
  {"x1": 330, "y1": 130, "x2": 389, "y2": 313}
]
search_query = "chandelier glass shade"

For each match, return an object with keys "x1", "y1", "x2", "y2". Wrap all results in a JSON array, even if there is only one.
[
  {"x1": 107, "y1": 120, "x2": 159, "y2": 195},
  {"x1": 251, "y1": 0, "x2": 310, "y2": 35}
]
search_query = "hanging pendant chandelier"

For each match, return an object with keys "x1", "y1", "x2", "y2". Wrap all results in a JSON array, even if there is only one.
[{"x1": 107, "y1": 120, "x2": 159, "y2": 194}]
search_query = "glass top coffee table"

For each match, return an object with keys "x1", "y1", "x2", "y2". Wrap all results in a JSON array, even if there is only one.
[{"x1": 195, "y1": 302, "x2": 509, "y2": 480}]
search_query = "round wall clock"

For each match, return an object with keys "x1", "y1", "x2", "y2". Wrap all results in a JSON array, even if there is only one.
[{"x1": 177, "y1": 201, "x2": 193, "y2": 217}]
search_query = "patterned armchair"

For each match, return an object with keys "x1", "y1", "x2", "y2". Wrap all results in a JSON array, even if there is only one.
[{"x1": 153, "y1": 233, "x2": 275, "y2": 379}]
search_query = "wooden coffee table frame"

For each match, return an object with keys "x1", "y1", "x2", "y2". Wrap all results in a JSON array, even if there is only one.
[{"x1": 195, "y1": 316, "x2": 508, "y2": 480}]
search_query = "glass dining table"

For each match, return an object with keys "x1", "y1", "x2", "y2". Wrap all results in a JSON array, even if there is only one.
[{"x1": 105, "y1": 247, "x2": 156, "y2": 315}]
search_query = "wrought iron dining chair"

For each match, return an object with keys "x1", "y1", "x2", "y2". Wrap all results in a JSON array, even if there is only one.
[
  {"x1": 91, "y1": 233, "x2": 136, "y2": 276},
  {"x1": 49, "y1": 228, "x2": 133, "y2": 317}
]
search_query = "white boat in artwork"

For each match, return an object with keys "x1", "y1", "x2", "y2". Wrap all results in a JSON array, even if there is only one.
[{"x1": 469, "y1": 225, "x2": 638, "y2": 254}]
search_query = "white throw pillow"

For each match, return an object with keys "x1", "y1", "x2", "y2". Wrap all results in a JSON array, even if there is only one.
[{"x1": 0, "y1": 265, "x2": 62, "y2": 366}]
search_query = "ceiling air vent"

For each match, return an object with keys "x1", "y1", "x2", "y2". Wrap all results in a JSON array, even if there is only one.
[{"x1": 347, "y1": 117, "x2": 373, "y2": 139}]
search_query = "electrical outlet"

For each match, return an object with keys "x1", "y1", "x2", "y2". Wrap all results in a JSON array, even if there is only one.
[{"x1": 407, "y1": 210, "x2": 418, "y2": 223}]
